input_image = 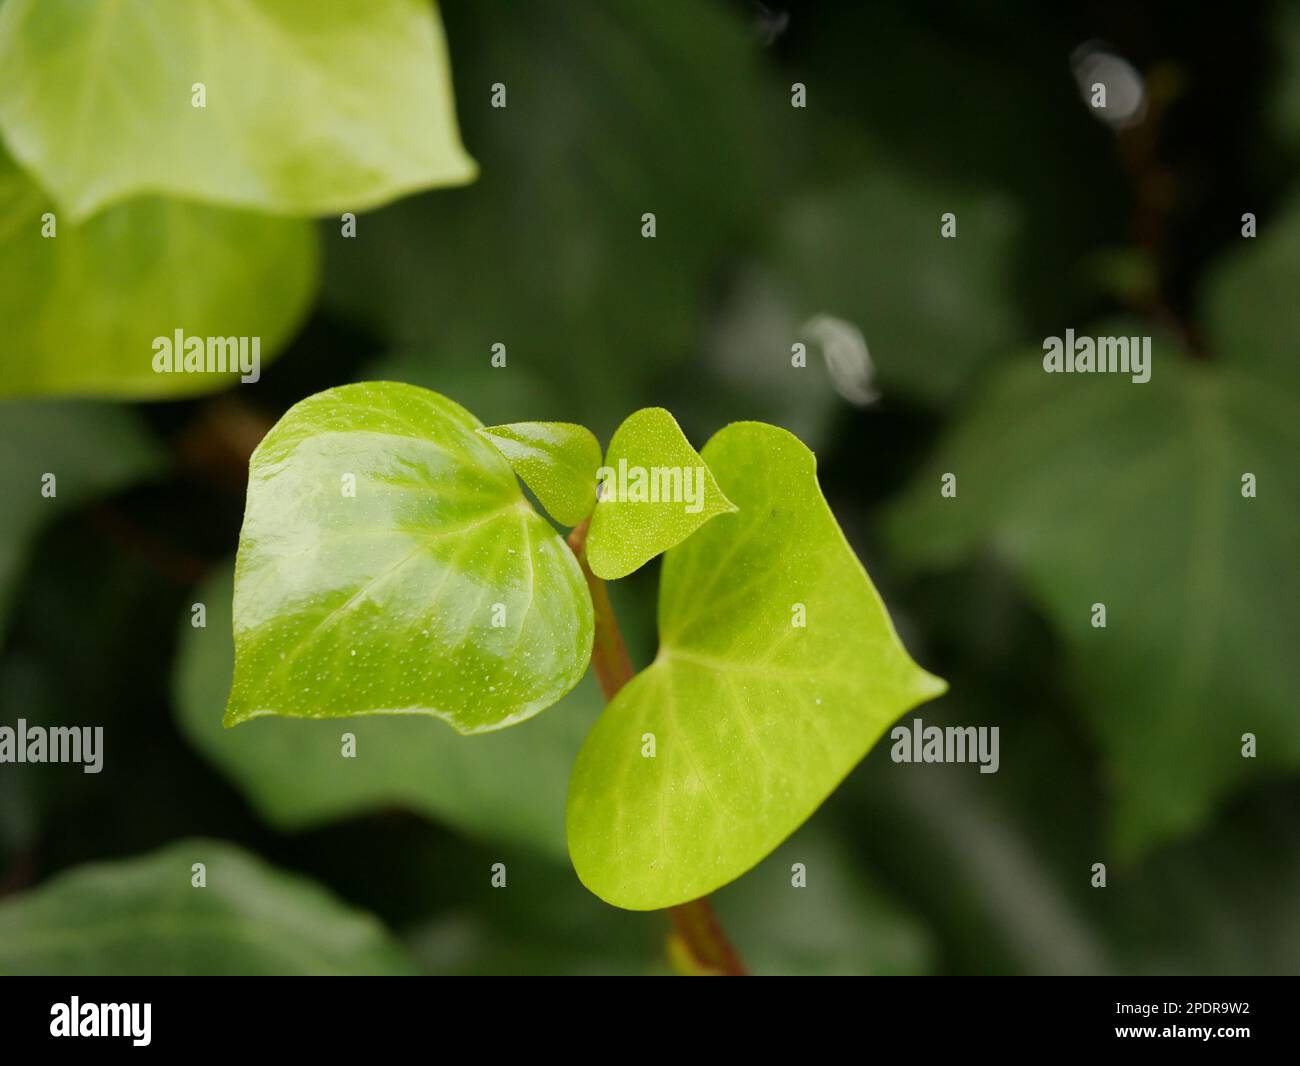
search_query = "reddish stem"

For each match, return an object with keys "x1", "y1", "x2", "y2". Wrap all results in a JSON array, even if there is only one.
[
  {"x1": 566, "y1": 518, "x2": 749, "y2": 976},
  {"x1": 567, "y1": 518, "x2": 636, "y2": 703}
]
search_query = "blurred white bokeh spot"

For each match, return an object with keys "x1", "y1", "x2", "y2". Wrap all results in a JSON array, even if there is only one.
[
  {"x1": 1072, "y1": 42, "x2": 1147, "y2": 128},
  {"x1": 803, "y1": 313, "x2": 879, "y2": 407}
]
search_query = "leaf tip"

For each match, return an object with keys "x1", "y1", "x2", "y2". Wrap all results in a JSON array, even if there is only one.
[{"x1": 912, "y1": 667, "x2": 949, "y2": 704}]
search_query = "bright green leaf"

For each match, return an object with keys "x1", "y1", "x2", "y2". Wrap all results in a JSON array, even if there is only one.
[
  {"x1": 0, "y1": 0, "x2": 476, "y2": 221},
  {"x1": 179, "y1": 562, "x2": 596, "y2": 857},
  {"x1": 883, "y1": 339, "x2": 1300, "y2": 856},
  {"x1": 0, "y1": 401, "x2": 162, "y2": 637},
  {"x1": 477, "y1": 421, "x2": 601, "y2": 527},
  {"x1": 585, "y1": 407, "x2": 736, "y2": 581},
  {"x1": 0, "y1": 839, "x2": 415, "y2": 975},
  {"x1": 226, "y1": 382, "x2": 593, "y2": 734},
  {"x1": 0, "y1": 148, "x2": 317, "y2": 399},
  {"x1": 567, "y1": 421, "x2": 946, "y2": 910},
  {"x1": 1201, "y1": 191, "x2": 1300, "y2": 391}
]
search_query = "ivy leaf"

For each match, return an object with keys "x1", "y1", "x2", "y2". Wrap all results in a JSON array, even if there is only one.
[
  {"x1": 179, "y1": 562, "x2": 595, "y2": 857},
  {"x1": 0, "y1": 839, "x2": 415, "y2": 975},
  {"x1": 1201, "y1": 191, "x2": 1300, "y2": 391},
  {"x1": 477, "y1": 421, "x2": 601, "y2": 528},
  {"x1": 226, "y1": 382, "x2": 593, "y2": 734},
  {"x1": 585, "y1": 407, "x2": 736, "y2": 581},
  {"x1": 0, "y1": 148, "x2": 317, "y2": 399},
  {"x1": 0, "y1": 0, "x2": 476, "y2": 221},
  {"x1": 883, "y1": 339, "x2": 1300, "y2": 856},
  {"x1": 0, "y1": 401, "x2": 162, "y2": 638},
  {"x1": 566, "y1": 421, "x2": 946, "y2": 910}
]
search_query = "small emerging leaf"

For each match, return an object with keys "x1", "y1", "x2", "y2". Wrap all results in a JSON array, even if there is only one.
[
  {"x1": 226, "y1": 382, "x2": 593, "y2": 734},
  {"x1": 478, "y1": 421, "x2": 602, "y2": 527},
  {"x1": 0, "y1": 0, "x2": 476, "y2": 220},
  {"x1": 586, "y1": 407, "x2": 736, "y2": 580},
  {"x1": 567, "y1": 422, "x2": 945, "y2": 910}
]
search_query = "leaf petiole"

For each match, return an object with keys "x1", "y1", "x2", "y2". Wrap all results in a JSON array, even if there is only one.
[{"x1": 565, "y1": 517, "x2": 749, "y2": 976}]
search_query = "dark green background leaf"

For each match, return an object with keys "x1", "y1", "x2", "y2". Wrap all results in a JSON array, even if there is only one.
[
  {"x1": 179, "y1": 562, "x2": 595, "y2": 858},
  {"x1": 323, "y1": 0, "x2": 778, "y2": 437},
  {"x1": 885, "y1": 337, "x2": 1298, "y2": 856},
  {"x1": 0, "y1": 839, "x2": 415, "y2": 975},
  {"x1": 0, "y1": 401, "x2": 162, "y2": 636}
]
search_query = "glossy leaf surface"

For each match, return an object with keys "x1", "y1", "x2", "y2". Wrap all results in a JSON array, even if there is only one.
[
  {"x1": 568, "y1": 422, "x2": 946, "y2": 909},
  {"x1": 226, "y1": 382, "x2": 593, "y2": 733}
]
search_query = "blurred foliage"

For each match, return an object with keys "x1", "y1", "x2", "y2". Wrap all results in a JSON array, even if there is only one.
[
  {"x1": 0, "y1": 0, "x2": 474, "y2": 219},
  {"x1": 0, "y1": 146, "x2": 318, "y2": 399},
  {"x1": 0, "y1": 840, "x2": 415, "y2": 975},
  {"x1": 0, "y1": 402, "x2": 162, "y2": 635},
  {"x1": 0, "y1": 0, "x2": 1296, "y2": 975},
  {"x1": 324, "y1": 0, "x2": 779, "y2": 439},
  {"x1": 176, "y1": 563, "x2": 594, "y2": 859},
  {"x1": 1202, "y1": 190, "x2": 1300, "y2": 390},
  {"x1": 1274, "y1": 1, "x2": 1300, "y2": 155},
  {"x1": 885, "y1": 330, "x2": 1299, "y2": 856},
  {"x1": 770, "y1": 170, "x2": 1026, "y2": 405}
]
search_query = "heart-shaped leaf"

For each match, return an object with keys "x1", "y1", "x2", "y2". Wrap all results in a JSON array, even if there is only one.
[
  {"x1": 478, "y1": 421, "x2": 602, "y2": 527},
  {"x1": 226, "y1": 382, "x2": 593, "y2": 734},
  {"x1": 567, "y1": 421, "x2": 946, "y2": 910},
  {"x1": 0, "y1": 0, "x2": 476, "y2": 220},
  {"x1": 0, "y1": 149, "x2": 316, "y2": 399},
  {"x1": 585, "y1": 407, "x2": 736, "y2": 580},
  {"x1": 0, "y1": 839, "x2": 415, "y2": 975},
  {"x1": 180, "y1": 562, "x2": 596, "y2": 857}
]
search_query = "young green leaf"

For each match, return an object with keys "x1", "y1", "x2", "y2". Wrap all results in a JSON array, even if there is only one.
[
  {"x1": 585, "y1": 407, "x2": 736, "y2": 580},
  {"x1": 478, "y1": 421, "x2": 602, "y2": 527},
  {"x1": 0, "y1": 840, "x2": 415, "y2": 975},
  {"x1": 0, "y1": 0, "x2": 476, "y2": 221},
  {"x1": 566, "y1": 421, "x2": 946, "y2": 910},
  {"x1": 226, "y1": 382, "x2": 593, "y2": 734},
  {"x1": 180, "y1": 563, "x2": 596, "y2": 857},
  {"x1": 0, "y1": 150, "x2": 317, "y2": 399}
]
